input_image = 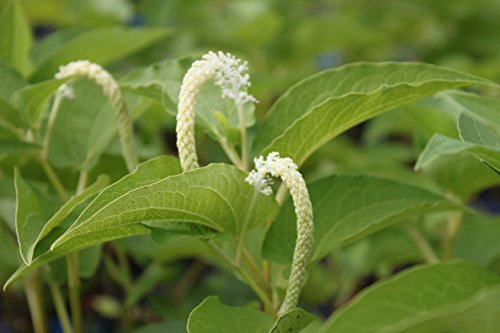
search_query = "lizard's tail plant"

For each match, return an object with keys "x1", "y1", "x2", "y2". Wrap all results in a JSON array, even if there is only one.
[
  {"x1": 176, "y1": 51, "x2": 257, "y2": 172},
  {"x1": 246, "y1": 152, "x2": 314, "y2": 315},
  {"x1": 52, "y1": 60, "x2": 138, "y2": 172}
]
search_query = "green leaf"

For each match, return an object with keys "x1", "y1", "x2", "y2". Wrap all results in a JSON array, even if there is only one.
[
  {"x1": 459, "y1": 113, "x2": 500, "y2": 149},
  {"x1": 454, "y1": 215, "x2": 500, "y2": 268},
  {"x1": 119, "y1": 57, "x2": 193, "y2": 104},
  {"x1": 133, "y1": 321, "x2": 187, "y2": 333},
  {"x1": 74, "y1": 156, "x2": 182, "y2": 225},
  {"x1": 30, "y1": 27, "x2": 171, "y2": 82},
  {"x1": 416, "y1": 133, "x2": 500, "y2": 173},
  {"x1": 252, "y1": 62, "x2": 493, "y2": 165},
  {"x1": 51, "y1": 163, "x2": 278, "y2": 255},
  {"x1": 34, "y1": 175, "x2": 110, "y2": 246},
  {"x1": 187, "y1": 296, "x2": 274, "y2": 333},
  {"x1": 0, "y1": 61, "x2": 27, "y2": 101},
  {"x1": 317, "y1": 261, "x2": 500, "y2": 333},
  {"x1": 46, "y1": 79, "x2": 117, "y2": 170},
  {"x1": 420, "y1": 152, "x2": 500, "y2": 200},
  {"x1": 0, "y1": 0, "x2": 33, "y2": 75},
  {"x1": 14, "y1": 169, "x2": 58, "y2": 265},
  {"x1": 0, "y1": 138, "x2": 38, "y2": 156},
  {"x1": 263, "y1": 174, "x2": 458, "y2": 264},
  {"x1": 379, "y1": 284, "x2": 500, "y2": 333},
  {"x1": 270, "y1": 308, "x2": 314, "y2": 333},
  {"x1": 11, "y1": 77, "x2": 68, "y2": 128},
  {"x1": 439, "y1": 91, "x2": 500, "y2": 127},
  {"x1": 0, "y1": 98, "x2": 26, "y2": 129},
  {"x1": 3, "y1": 156, "x2": 180, "y2": 288}
]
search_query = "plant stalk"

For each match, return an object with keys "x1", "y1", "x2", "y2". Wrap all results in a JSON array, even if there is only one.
[
  {"x1": 204, "y1": 240, "x2": 275, "y2": 315},
  {"x1": 218, "y1": 137, "x2": 244, "y2": 169},
  {"x1": 42, "y1": 90, "x2": 64, "y2": 160},
  {"x1": 48, "y1": 281, "x2": 73, "y2": 333},
  {"x1": 24, "y1": 270, "x2": 47, "y2": 333},
  {"x1": 235, "y1": 189, "x2": 259, "y2": 264},
  {"x1": 405, "y1": 225, "x2": 439, "y2": 264},
  {"x1": 38, "y1": 158, "x2": 69, "y2": 201},
  {"x1": 67, "y1": 252, "x2": 82, "y2": 333},
  {"x1": 442, "y1": 212, "x2": 463, "y2": 261},
  {"x1": 236, "y1": 104, "x2": 249, "y2": 171}
]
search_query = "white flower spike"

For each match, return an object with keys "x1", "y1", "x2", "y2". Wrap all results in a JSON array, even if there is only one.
[
  {"x1": 55, "y1": 60, "x2": 138, "y2": 172},
  {"x1": 245, "y1": 152, "x2": 314, "y2": 314},
  {"x1": 176, "y1": 51, "x2": 257, "y2": 171}
]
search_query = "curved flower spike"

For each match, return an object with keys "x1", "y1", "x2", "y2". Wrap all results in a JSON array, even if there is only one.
[
  {"x1": 54, "y1": 60, "x2": 138, "y2": 172},
  {"x1": 176, "y1": 51, "x2": 257, "y2": 171},
  {"x1": 245, "y1": 152, "x2": 314, "y2": 314}
]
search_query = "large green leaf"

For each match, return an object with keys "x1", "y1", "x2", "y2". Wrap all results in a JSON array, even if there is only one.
[
  {"x1": 34, "y1": 175, "x2": 110, "y2": 247},
  {"x1": 263, "y1": 174, "x2": 458, "y2": 264},
  {"x1": 317, "y1": 261, "x2": 500, "y2": 333},
  {"x1": 46, "y1": 79, "x2": 118, "y2": 170},
  {"x1": 30, "y1": 27, "x2": 170, "y2": 82},
  {"x1": 14, "y1": 169, "x2": 58, "y2": 265},
  {"x1": 3, "y1": 156, "x2": 181, "y2": 288},
  {"x1": 252, "y1": 62, "x2": 493, "y2": 165},
  {"x1": 51, "y1": 163, "x2": 278, "y2": 254},
  {"x1": 11, "y1": 77, "x2": 68, "y2": 128},
  {"x1": 0, "y1": 0, "x2": 33, "y2": 75},
  {"x1": 187, "y1": 296, "x2": 274, "y2": 333},
  {"x1": 379, "y1": 284, "x2": 500, "y2": 333}
]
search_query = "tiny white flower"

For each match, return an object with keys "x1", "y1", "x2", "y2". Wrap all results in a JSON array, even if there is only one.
[{"x1": 59, "y1": 84, "x2": 75, "y2": 100}]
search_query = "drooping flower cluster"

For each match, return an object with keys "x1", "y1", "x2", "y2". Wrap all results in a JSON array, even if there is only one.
[
  {"x1": 176, "y1": 51, "x2": 257, "y2": 171},
  {"x1": 245, "y1": 152, "x2": 314, "y2": 314},
  {"x1": 54, "y1": 60, "x2": 138, "y2": 172},
  {"x1": 55, "y1": 60, "x2": 119, "y2": 99}
]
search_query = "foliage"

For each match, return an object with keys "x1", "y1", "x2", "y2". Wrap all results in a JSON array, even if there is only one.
[{"x1": 1, "y1": 0, "x2": 500, "y2": 332}]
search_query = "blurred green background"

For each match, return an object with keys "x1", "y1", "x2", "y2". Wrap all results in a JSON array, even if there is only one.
[{"x1": 1, "y1": 1, "x2": 500, "y2": 332}]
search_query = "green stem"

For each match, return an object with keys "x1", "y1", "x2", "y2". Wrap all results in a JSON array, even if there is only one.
[
  {"x1": 67, "y1": 253, "x2": 82, "y2": 333},
  {"x1": 204, "y1": 240, "x2": 275, "y2": 315},
  {"x1": 405, "y1": 225, "x2": 439, "y2": 264},
  {"x1": 236, "y1": 104, "x2": 249, "y2": 171},
  {"x1": 42, "y1": 90, "x2": 64, "y2": 160},
  {"x1": 112, "y1": 244, "x2": 133, "y2": 333},
  {"x1": 235, "y1": 189, "x2": 258, "y2": 264},
  {"x1": 442, "y1": 212, "x2": 463, "y2": 261},
  {"x1": 218, "y1": 137, "x2": 244, "y2": 169},
  {"x1": 76, "y1": 169, "x2": 88, "y2": 194},
  {"x1": 48, "y1": 280, "x2": 73, "y2": 333},
  {"x1": 24, "y1": 270, "x2": 47, "y2": 333},
  {"x1": 38, "y1": 158, "x2": 69, "y2": 201}
]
